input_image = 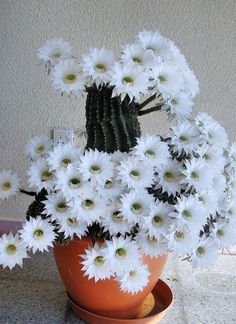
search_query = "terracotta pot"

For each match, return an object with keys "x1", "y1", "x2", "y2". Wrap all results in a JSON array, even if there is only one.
[{"x1": 53, "y1": 237, "x2": 168, "y2": 319}]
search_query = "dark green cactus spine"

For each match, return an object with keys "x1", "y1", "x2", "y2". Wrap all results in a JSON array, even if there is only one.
[{"x1": 85, "y1": 86, "x2": 141, "y2": 153}]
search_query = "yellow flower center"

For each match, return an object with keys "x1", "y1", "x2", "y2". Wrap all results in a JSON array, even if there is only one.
[
  {"x1": 95, "y1": 63, "x2": 107, "y2": 72},
  {"x1": 164, "y1": 171, "x2": 175, "y2": 182},
  {"x1": 41, "y1": 170, "x2": 53, "y2": 181},
  {"x1": 33, "y1": 229, "x2": 44, "y2": 240},
  {"x1": 64, "y1": 73, "x2": 77, "y2": 84},
  {"x1": 82, "y1": 199, "x2": 94, "y2": 210},
  {"x1": 35, "y1": 145, "x2": 45, "y2": 154},
  {"x1": 131, "y1": 202, "x2": 143, "y2": 214},
  {"x1": 145, "y1": 149, "x2": 155, "y2": 158},
  {"x1": 94, "y1": 255, "x2": 105, "y2": 266},
  {"x1": 122, "y1": 76, "x2": 134, "y2": 85},
  {"x1": 56, "y1": 202, "x2": 68, "y2": 212},
  {"x1": 6, "y1": 244, "x2": 17, "y2": 254},
  {"x1": 115, "y1": 248, "x2": 127, "y2": 258},
  {"x1": 1, "y1": 182, "x2": 11, "y2": 191}
]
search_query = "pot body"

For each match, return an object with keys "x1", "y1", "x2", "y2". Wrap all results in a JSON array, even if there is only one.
[{"x1": 54, "y1": 237, "x2": 168, "y2": 319}]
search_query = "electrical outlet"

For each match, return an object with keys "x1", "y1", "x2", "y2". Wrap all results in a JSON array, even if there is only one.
[{"x1": 53, "y1": 129, "x2": 74, "y2": 146}]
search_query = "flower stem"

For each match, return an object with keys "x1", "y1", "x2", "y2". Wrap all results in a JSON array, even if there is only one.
[
  {"x1": 138, "y1": 93, "x2": 157, "y2": 111},
  {"x1": 138, "y1": 103, "x2": 164, "y2": 116},
  {"x1": 20, "y1": 189, "x2": 36, "y2": 197}
]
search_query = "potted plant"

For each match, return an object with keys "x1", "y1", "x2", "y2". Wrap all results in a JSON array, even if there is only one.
[{"x1": 1, "y1": 30, "x2": 236, "y2": 321}]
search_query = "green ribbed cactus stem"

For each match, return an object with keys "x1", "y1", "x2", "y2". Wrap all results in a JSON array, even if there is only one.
[{"x1": 85, "y1": 86, "x2": 141, "y2": 153}]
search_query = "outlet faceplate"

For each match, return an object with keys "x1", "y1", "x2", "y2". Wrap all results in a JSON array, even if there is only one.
[{"x1": 53, "y1": 129, "x2": 74, "y2": 146}]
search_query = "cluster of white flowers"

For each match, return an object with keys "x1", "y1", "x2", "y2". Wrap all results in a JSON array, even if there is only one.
[
  {"x1": 37, "y1": 30, "x2": 199, "y2": 120},
  {"x1": 0, "y1": 31, "x2": 235, "y2": 295},
  {"x1": 1, "y1": 114, "x2": 236, "y2": 293}
]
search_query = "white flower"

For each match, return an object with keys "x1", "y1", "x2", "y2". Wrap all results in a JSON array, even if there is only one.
[
  {"x1": 48, "y1": 143, "x2": 80, "y2": 171},
  {"x1": 191, "y1": 237, "x2": 218, "y2": 268},
  {"x1": 96, "y1": 178, "x2": 123, "y2": 200},
  {"x1": 19, "y1": 217, "x2": 56, "y2": 253},
  {"x1": 150, "y1": 62, "x2": 183, "y2": 98},
  {"x1": 50, "y1": 59, "x2": 84, "y2": 96},
  {"x1": 181, "y1": 69, "x2": 199, "y2": 98},
  {"x1": 58, "y1": 216, "x2": 87, "y2": 239},
  {"x1": 197, "y1": 144, "x2": 225, "y2": 172},
  {"x1": 120, "y1": 190, "x2": 154, "y2": 224},
  {"x1": 81, "y1": 244, "x2": 113, "y2": 282},
  {"x1": 210, "y1": 221, "x2": 236, "y2": 248},
  {"x1": 181, "y1": 158, "x2": 213, "y2": 193},
  {"x1": 25, "y1": 135, "x2": 52, "y2": 160},
  {"x1": 37, "y1": 38, "x2": 73, "y2": 64},
  {"x1": 133, "y1": 135, "x2": 170, "y2": 166},
  {"x1": 27, "y1": 158, "x2": 56, "y2": 192},
  {"x1": 137, "y1": 30, "x2": 171, "y2": 59},
  {"x1": 79, "y1": 149, "x2": 114, "y2": 186},
  {"x1": 110, "y1": 62, "x2": 149, "y2": 101},
  {"x1": 100, "y1": 204, "x2": 131, "y2": 236},
  {"x1": 154, "y1": 159, "x2": 182, "y2": 196},
  {"x1": 55, "y1": 164, "x2": 85, "y2": 200},
  {"x1": 144, "y1": 201, "x2": 173, "y2": 237},
  {"x1": 118, "y1": 264, "x2": 150, "y2": 295},
  {"x1": 116, "y1": 157, "x2": 154, "y2": 190},
  {"x1": 227, "y1": 142, "x2": 236, "y2": 168},
  {"x1": 80, "y1": 47, "x2": 115, "y2": 87},
  {"x1": 165, "y1": 92, "x2": 193, "y2": 120},
  {"x1": 70, "y1": 188, "x2": 105, "y2": 225},
  {"x1": 0, "y1": 170, "x2": 20, "y2": 200},
  {"x1": 44, "y1": 192, "x2": 71, "y2": 222},
  {"x1": 170, "y1": 121, "x2": 200, "y2": 156},
  {"x1": 196, "y1": 113, "x2": 228, "y2": 149},
  {"x1": 0, "y1": 233, "x2": 28, "y2": 269},
  {"x1": 196, "y1": 190, "x2": 220, "y2": 216},
  {"x1": 136, "y1": 232, "x2": 168, "y2": 257},
  {"x1": 121, "y1": 43, "x2": 153, "y2": 67},
  {"x1": 105, "y1": 237, "x2": 141, "y2": 275},
  {"x1": 168, "y1": 225, "x2": 198, "y2": 256},
  {"x1": 170, "y1": 195, "x2": 206, "y2": 234}
]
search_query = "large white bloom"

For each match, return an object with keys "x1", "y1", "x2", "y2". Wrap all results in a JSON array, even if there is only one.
[
  {"x1": 110, "y1": 62, "x2": 149, "y2": 101},
  {"x1": 210, "y1": 221, "x2": 236, "y2": 248},
  {"x1": 55, "y1": 164, "x2": 85, "y2": 200},
  {"x1": 196, "y1": 113, "x2": 228, "y2": 149},
  {"x1": 19, "y1": 216, "x2": 56, "y2": 253},
  {"x1": 154, "y1": 159, "x2": 182, "y2": 196},
  {"x1": 79, "y1": 149, "x2": 114, "y2": 186},
  {"x1": 181, "y1": 158, "x2": 213, "y2": 193},
  {"x1": 58, "y1": 216, "x2": 87, "y2": 239},
  {"x1": 170, "y1": 120, "x2": 200, "y2": 156},
  {"x1": 0, "y1": 170, "x2": 20, "y2": 200},
  {"x1": 105, "y1": 237, "x2": 141, "y2": 275},
  {"x1": 120, "y1": 190, "x2": 154, "y2": 224},
  {"x1": 150, "y1": 62, "x2": 183, "y2": 98},
  {"x1": 197, "y1": 144, "x2": 225, "y2": 172},
  {"x1": 81, "y1": 244, "x2": 113, "y2": 282},
  {"x1": 100, "y1": 204, "x2": 131, "y2": 236},
  {"x1": 144, "y1": 201, "x2": 173, "y2": 237},
  {"x1": 136, "y1": 232, "x2": 168, "y2": 257},
  {"x1": 0, "y1": 233, "x2": 28, "y2": 269},
  {"x1": 170, "y1": 195, "x2": 206, "y2": 234},
  {"x1": 48, "y1": 143, "x2": 80, "y2": 171},
  {"x1": 27, "y1": 158, "x2": 56, "y2": 192},
  {"x1": 133, "y1": 135, "x2": 170, "y2": 167},
  {"x1": 118, "y1": 264, "x2": 150, "y2": 295},
  {"x1": 80, "y1": 47, "x2": 115, "y2": 87},
  {"x1": 50, "y1": 59, "x2": 84, "y2": 96},
  {"x1": 25, "y1": 135, "x2": 52, "y2": 160},
  {"x1": 37, "y1": 38, "x2": 73, "y2": 64},
  {"x1": 168, "y1": 225, "x2": 198, "y2": 256},
  {"x1": 165, "y1": 92, "x2": 193, "y2": 120},
  {"x1": 70, "y1": 188, "x2": 105, "y2": 225},
  {"x1": 121, "y1": 43, "x2": 153, "y2": 67},
  {"x1": 116, "y1": 157, "x2": 154, "y2": 190},
  {"x1": 191, "y1": 237, "x2": 218, "y2": 268},
  {"x1": 137, "y1": 30, "x2": 172, "y2": 59},
  {"x1": 181, "y1": 69, "x2": 199, "y2": 98},
  {"x1": 43, "y1": 192, "x2": 71, "y2": 222}
]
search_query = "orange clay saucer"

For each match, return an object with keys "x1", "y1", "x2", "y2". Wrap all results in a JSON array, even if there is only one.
[{"x1": 68, "y1": 279, "x2": 173, "y2": 324}]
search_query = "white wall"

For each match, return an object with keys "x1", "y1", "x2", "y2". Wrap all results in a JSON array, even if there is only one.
[{"x1": 0, "y1": 0, "x2": 235, "y2": 219}]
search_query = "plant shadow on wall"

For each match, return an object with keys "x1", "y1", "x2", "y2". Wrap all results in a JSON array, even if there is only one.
[{"x1": 0, "y1": 30, "x2": 236, "y2": 320}]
